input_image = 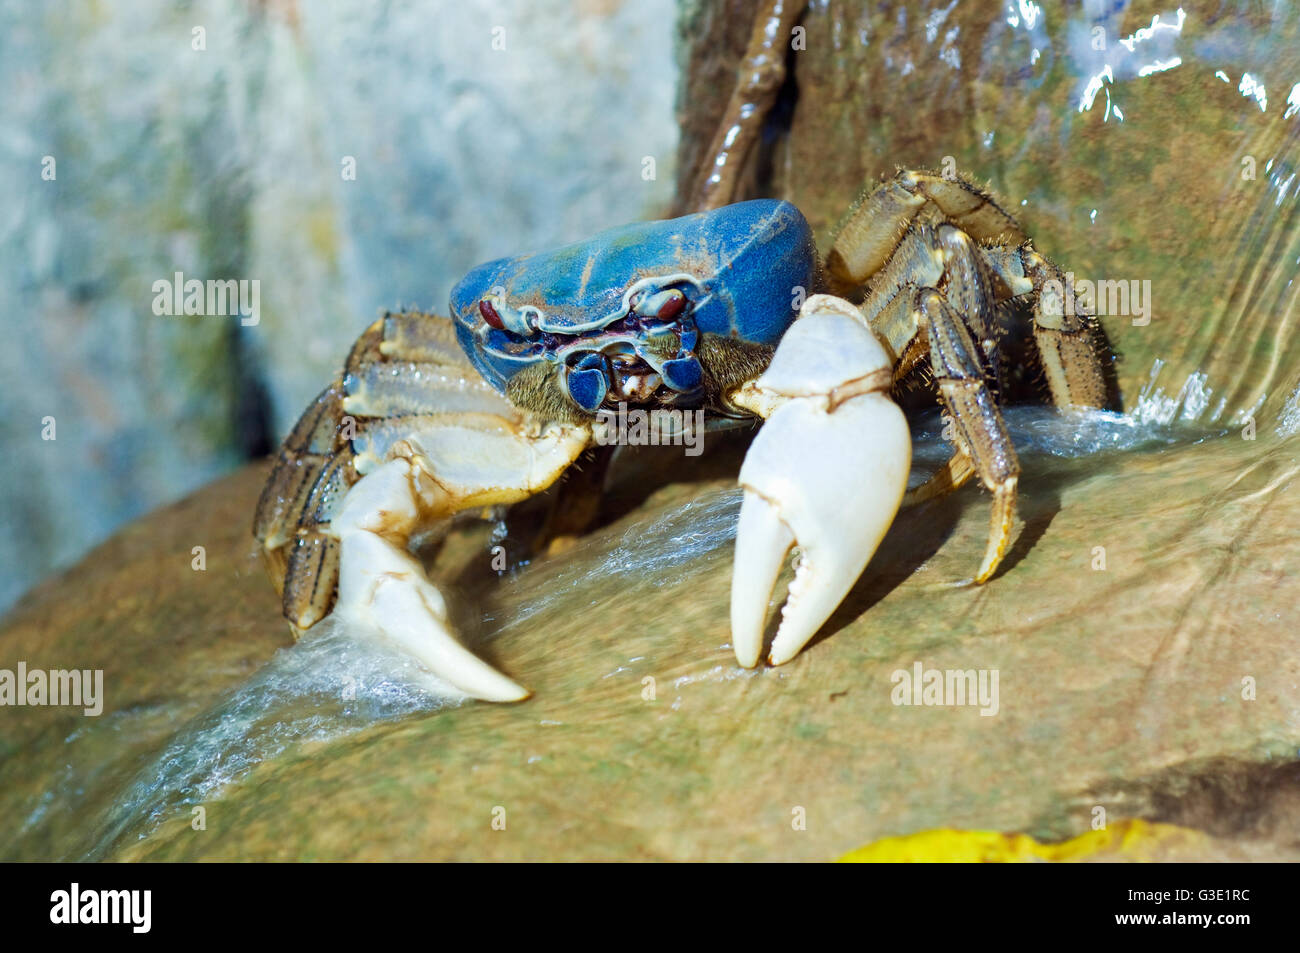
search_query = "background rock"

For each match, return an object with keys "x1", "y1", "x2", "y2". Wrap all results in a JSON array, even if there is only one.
[{"x1": 0, "y1": 0, "x2": 677, "y2": 612}]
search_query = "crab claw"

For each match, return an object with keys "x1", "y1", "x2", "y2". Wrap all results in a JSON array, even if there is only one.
[
  {"x1": 330, "y1": 458, "x2": 530, "y2": 702},
  {"x1": 730, "y1": 295, "x2": 911, "y2": 668}
]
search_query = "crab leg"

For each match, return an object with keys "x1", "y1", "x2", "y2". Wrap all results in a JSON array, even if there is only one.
[
  {"x1": 916, "y1": 289, "x2": 1020, "y2": 583},
  {"x1": 827, "y1": 169, "x2": 1027, "y2": 290},
  {"x1": 728, "y1": 295, "x2": 911, "y2": 667},
  {"x1": 253, "y1": 381, "x2": 352, "y2": 632},
  {"x1": 682, "y1": 0, "x2": 806, "y2": 211},
  {"x1": 1021, "y1": 251, "x2": 1110, "y2": 409}
]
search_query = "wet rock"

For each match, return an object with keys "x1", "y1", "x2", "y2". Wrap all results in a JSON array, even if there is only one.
[
  {"x1": 2, "y1": 407, "x2": 1298, "y2": 860},
  {"x1": 770, "y1": 0, "x2": 1300, "y2": 431}
]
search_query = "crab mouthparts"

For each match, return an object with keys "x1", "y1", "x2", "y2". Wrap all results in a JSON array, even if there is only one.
[
  {"x1": 473, "y1": 280, "x2": 708, "y2": 414},
  {"x1": 609, "y1": 355, "x2": 663, "y2": 402},
  {"x1": 562, "y1": 340, "x2": 706, "y2": 412}
]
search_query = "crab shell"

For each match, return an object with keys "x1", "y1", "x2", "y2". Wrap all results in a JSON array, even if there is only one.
[{"x1": 448, "y1": 199, "x2": 817, "y2": 409}]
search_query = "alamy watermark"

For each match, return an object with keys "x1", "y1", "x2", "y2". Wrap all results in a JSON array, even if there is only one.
[
  {"x1": 0, "y1": 662, "x2": 103, "y2": 716},
  {"x1": 50, "y1": 884, "x2": 150, "y2": 933},
  {"x1": 152, "y1": 271, "x2": 260, "y2": 326},
  {"x1": 593, "y1": 402, "x2": 705, "y2": 456},
  {"x1": 891, "y1": 661, "x2": 999, "y2": 716},
  {"x1": 1039, "y1": 272, "x2": 1152, "y2": 327}
]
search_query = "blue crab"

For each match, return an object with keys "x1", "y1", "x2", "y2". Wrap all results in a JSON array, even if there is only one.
[{"x1": 253, "y1": 170, "x2": 1108, "y2": 701}]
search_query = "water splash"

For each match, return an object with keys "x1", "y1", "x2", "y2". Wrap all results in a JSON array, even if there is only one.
[
  {"x1": 1134, "y1": 358, "x2": 1224, "y2": 426},
  {"x1": 495, "y1": 488, "x2": 745, "y2": 632},
  {"x1": 79, "y1": 622, "x2": 461, "y2": 859},
  {"x1": 910, "y1": 404, "x2": 1186, "y2": 474}
]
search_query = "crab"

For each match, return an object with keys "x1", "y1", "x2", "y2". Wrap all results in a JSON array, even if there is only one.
[{"x1": 253, "y1": 168, "x2": 1108, "y2": 701}]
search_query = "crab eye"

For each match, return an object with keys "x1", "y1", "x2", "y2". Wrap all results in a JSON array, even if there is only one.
[
  {"x1": 656, "y1": 291, "x2": 686, "y2": 320},
  {"x1": 632, "y1": 287, "x2": 689, "y2": 322},
  {"x1": 479, "y1": 299, "x2": 505, "y2": 330}
]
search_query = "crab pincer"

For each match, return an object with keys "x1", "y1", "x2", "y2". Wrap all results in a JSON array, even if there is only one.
[
  {"x1": 329, "y1": 457, "x2": 532, "y2": 702},
  {"x1": 728, "y1": 295, "x2": 911, "y2": 668}
]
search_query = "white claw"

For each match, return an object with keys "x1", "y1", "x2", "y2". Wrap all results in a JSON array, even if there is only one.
[
  {"x1": 731, "y1": 492, "x2": 796, "y2": 668},
  {"x1": 730, "y1": 295, "x2": 911, "y2": 668},
  {"x1": 330, "y1": 459, "x2": 530, "y2": 702}
]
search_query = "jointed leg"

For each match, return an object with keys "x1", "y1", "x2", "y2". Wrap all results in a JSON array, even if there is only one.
[
  {"x1": 828, "y1": 170, "x2": 1028, "y2": 289},
  {"x1": 281, "y1": 451, "x2": 352, "y2": 631},
  {"x1": 255, "y1": 314, "x2": 411, "y2": 631},
  {"x1": 826, "y1": 169, "x2": 1109, "y2": 588},
  {"x1": 253, "y1": 381, "x2": 352, "y2": 631},
  {"x1": 905, "y1": 450, "x2": 976, "y2": 505},
  {"x1": 918, "y1": 290, "x2": 1020, "y2": 583},
  {"x1": 858, "y1": 221, "x2": 1007, "y2": 383},
  {"x1": 935, "y1": 224, "x2": 1006, "y2": 393},
  {"x1": 681, "y1": 0, "x2": 806, "y2": 211},
  {"x1": 1021, "y1": 251, "x2": 1109, "y2": 409},
  {"x1": 859, "y1": 221, "x2": 1007, "y2": 515}
]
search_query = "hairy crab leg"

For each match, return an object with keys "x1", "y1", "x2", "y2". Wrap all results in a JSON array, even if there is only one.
[
  {"x1": 916, "y1": 290, "x2": 1020, "y2": 583},
  {"x1": 728, "y1": 294, "x2": 911, "y2": 667},
  {"x1": 827, "y1": 169, "x2": 1027, "y2": 289},
  {"x1": 253, "y1": 381, "x2": 352, "y2": 631},
  {"x1": 280, "y1": 452, "x2": 353, "y2": 630},
  {"x1": 836, "y1": 195, "x2": 1050, "y2": 585},
  {"x1": 905, "y1": 451, "x2": 976, "y2": 505},
  {"x1": 1021, "y1": 251, "x2": 1110, "y2": 409},
  {"x1": 980, "y1": 244, "x2": 1111, "y2": 410}
]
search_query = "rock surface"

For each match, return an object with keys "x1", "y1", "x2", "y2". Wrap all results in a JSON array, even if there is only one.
[{"x1": 2, "y1": 410, "x2": 1298, "y2": 861}]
